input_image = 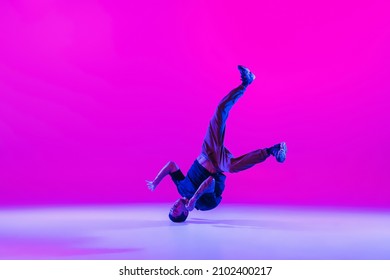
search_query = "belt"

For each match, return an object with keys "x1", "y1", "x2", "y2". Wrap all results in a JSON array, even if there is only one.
[{"x1": 196, "y1": 153, "x2": 217, "y2": 174}]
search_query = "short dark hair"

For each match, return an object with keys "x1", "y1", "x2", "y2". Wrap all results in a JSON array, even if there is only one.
[{"x1": 169, "y1": 212, "x2": 188, "y2": 223}]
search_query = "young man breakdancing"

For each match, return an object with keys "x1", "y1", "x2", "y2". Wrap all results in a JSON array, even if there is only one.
[{"x1": 146, "y1": 66, "x2": 287, "y2": 222}]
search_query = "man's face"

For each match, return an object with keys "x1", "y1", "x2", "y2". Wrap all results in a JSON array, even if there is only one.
[{"x1": 170, "y1": 197, "x2": 189, "y2": 218}]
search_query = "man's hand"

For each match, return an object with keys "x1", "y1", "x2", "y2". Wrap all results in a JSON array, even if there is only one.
[
  {"x1": 147, "y1": 161, "x2": 180, "y2": 192},
  {"x1": 185, "y1": 176, "x2": 214, "y2": 211},
  {"x1": 185, "y1": 197, "x2": 196, "y2": 211},
  {"x1": 146, "y1": 180, "x2": 156, "y2": 191}
]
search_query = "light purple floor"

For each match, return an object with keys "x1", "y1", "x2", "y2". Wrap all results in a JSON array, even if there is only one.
[{"x1": 0, "y1": 204, "x2": 389, "y2": 260}]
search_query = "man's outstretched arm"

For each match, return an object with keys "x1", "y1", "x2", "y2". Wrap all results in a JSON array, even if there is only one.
[
  {"x1": 185, "y1": 176, "x2": 215, "y2": 211},
  {"x1": 146, "y1": 161, "x2": 179, "y2": 191}
]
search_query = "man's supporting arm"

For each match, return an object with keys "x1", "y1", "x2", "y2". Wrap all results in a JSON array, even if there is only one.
[
  {"x1": 146, "y1": 161, "x2": 179, "y2": 191},
  {"x1": 185, "y1": 176, "x2": 215, "y2": 211}
]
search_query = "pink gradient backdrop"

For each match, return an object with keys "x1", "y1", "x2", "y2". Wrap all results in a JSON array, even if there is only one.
[{"x1": 0, "y1": 0, "x2": 389, "y2": 207}]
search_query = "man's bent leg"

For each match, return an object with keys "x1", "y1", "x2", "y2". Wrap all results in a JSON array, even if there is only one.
[
  {"x1": 223, "y1": 148, "x2": 270, "y2": 173},
  {"x1": 221, "y1": 142, "x2": 288, "y2": 173}
]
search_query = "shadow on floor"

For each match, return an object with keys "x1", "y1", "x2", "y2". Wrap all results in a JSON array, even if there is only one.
[
  {"x1": 0, "y1": 236, "x2": 142, "y2": 259},
  {"x1": 186, "y1": 218, "x2": 302, "y2": 230}
]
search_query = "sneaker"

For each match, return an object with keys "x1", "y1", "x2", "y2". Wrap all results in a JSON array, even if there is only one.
[
  {"x1": 238, "y1": 65, "x2": 255, "y2": 86},
  {"x1": 276, "y1": 142, "x2": 287, "y2": 163}
]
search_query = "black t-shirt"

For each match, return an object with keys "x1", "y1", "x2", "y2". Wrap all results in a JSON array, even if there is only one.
[{"x1": 172, "y1": 160, "x2": 226, "y2": 211}]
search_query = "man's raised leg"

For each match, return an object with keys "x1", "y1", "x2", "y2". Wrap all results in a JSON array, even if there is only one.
[{"x1": 201, "y1": 66, "x2": 255, "y2": 171}]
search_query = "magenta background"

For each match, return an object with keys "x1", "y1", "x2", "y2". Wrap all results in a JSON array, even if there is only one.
[{"x1": 0, "y1": 0, "x2": 389, "y2": 207}]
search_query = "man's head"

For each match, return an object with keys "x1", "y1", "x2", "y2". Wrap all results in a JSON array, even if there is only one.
[{"x1": 169, "y1": 198, "x2": 189, "y2": 223}]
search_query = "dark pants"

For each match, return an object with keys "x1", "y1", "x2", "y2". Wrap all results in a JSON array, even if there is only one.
[{"x1": 201, "y1": 85, "x2": 270, "y2": 173}]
